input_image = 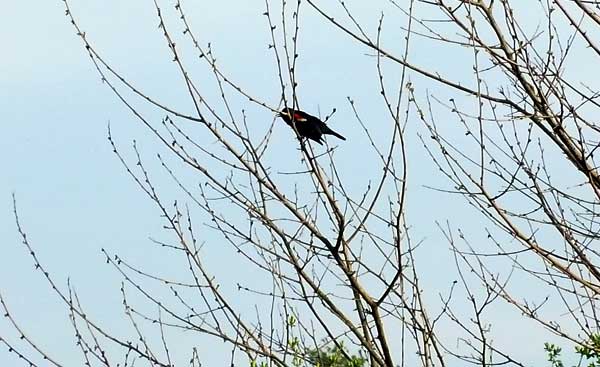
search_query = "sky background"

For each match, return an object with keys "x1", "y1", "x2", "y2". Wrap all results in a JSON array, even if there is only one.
[{"x1": 1, "y1": 1, "x2": 583, "y2": 366}]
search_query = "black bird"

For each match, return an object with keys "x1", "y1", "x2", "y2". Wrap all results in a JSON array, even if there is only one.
[{"x1": 278, "y1": 107, "x2": 346, "y2": 145}]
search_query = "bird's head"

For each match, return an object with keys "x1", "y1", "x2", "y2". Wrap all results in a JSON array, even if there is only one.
[
  {"x1": 278, "y1": 108, "x2": 307, "y2": 125},
  {"x1": 278, "y1": 107, "x2": 293, "y2": 120}
]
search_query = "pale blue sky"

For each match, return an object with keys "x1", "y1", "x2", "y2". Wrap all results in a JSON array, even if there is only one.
[{"x1": 1, "y1": 1, "x2": 581, "y2": 366}]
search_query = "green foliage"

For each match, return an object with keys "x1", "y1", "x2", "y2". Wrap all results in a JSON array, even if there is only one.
[
  {"x1": 544, "y1": 343, "x2": 564, "y2": 367},
  {"x1": 288, "y1": 315, "x2": 297, "y2": 327},
  {"x1": 574, "y1": 333, "x2": 600, "y2": 367},
  {"x1": 307, "y1": 344, "x2": 366, "y2": 367},
  {"x1": 249, "y1": 360, "x2": 267, "y2": 367},
  {"x1": 544, "y1": 334, "x2": 600, "y2": 367},
  {"x1": 248, "y1": 343, "x2": 365, "y2": 367}
]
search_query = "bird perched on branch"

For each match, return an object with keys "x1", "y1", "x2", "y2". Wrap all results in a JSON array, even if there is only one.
[{"x1": 278, "y1": 107, "x2": 346, "y2": 145}]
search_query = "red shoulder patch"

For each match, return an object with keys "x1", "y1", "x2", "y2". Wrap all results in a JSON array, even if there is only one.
[{"x1": 293, "y1": 113, "x2": 306, "y2": 122}]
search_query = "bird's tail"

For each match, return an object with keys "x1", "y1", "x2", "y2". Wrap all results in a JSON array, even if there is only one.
[{"x1": 327, "y1": 129, "x2": 346, "y2": 141}]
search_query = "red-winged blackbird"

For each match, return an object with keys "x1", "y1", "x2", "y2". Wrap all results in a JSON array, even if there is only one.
[{"x1": 278, "y1": 107, "x2": 346, "y2": 145}]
